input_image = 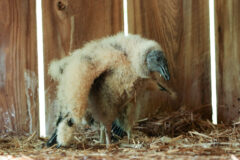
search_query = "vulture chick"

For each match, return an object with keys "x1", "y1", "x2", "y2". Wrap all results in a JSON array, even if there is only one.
[{"x1": 46, "y1": 33, "x2": 170, "y2": 148}]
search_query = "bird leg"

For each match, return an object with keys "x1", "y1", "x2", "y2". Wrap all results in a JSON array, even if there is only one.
[
  {"x1": 127, "y1": 130, "x2": 132, "y2": 143},
  {"x1": 104, "y1": 123, "x2": 112, "y2": 148},
  {"x1": 99, "y1": 123, "x2": 106, "y2": 144},
  {"x1": 124, "y1": 100, "x2": 137, "y2": 143}
]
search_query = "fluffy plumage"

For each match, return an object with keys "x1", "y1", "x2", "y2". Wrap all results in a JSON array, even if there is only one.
[{"x1": 46, "y1": 33, "x2": 171, "y2": 147}]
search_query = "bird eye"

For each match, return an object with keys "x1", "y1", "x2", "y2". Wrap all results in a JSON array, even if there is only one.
[{"x1": 157, "y1": 57, "x2": 161, "y2": 62}]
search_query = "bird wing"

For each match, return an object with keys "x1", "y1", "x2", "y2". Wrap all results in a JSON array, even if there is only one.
[{"x1": 57, "y1": 49, "x2": 127, "y2": 124}]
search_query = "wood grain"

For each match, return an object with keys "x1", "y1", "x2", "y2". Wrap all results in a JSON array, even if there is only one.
[
  {"x1": 215, "y1": 0, "x2": 240, "y2": 123},
  {"x1": 0, "y1": 0, "x2": 38, "y2": 134},
  {"x1": 128, "y1": 0, "x2": 211, "y2": 116},
  {"x1": 42, "y1": 0, "x2": 123, "y2": 135}
]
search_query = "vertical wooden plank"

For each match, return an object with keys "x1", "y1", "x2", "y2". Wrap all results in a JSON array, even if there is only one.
[
  {"x1": 42, "y1": 0, "x2": 123, "y2": 135},
  {"x1": 128, "y1": 0, "x2": 211, "y2": 115},
  {"x1": 0, "y1": 1, "x2": 38, "y2": 134},
  {"x1": 215, "y1": 0, "x2": 240, "y2": 123}
]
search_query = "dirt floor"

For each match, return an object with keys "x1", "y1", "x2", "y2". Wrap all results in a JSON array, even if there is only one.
[{"x1": 1, "y1": 109, "x2": 240, "y2": 160}]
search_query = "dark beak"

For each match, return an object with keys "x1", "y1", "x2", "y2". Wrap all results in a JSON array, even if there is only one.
[
  {"x1": 159, "y1": 66, "x2": 170, "y2": 81},
  {"x1": 146, "y1": 50, "x2": 170, "y2": 80}
]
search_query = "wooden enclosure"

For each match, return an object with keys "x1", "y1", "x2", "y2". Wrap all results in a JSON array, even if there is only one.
[
  {"x1": 0, "y1": 0, "x2": 38, "y2": 134},
  {"x1": 215, "y1": 0, "x2": 240, "y2": 123},
  {"x1": 0, "y1": 0, "x2": 239, "y2": 134},
  {"x1": 128, "y1": 0, "x2": 211, "y2": 111}
]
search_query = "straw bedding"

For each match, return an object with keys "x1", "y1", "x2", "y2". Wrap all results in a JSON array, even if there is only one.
[{"x1": 1, "y1": 106, "x2": 240, "y2": 160}]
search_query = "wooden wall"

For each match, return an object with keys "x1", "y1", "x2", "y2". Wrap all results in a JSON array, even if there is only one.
[
  {"x1": 128, "y1": 0, "x2": 211, "y2": 115},
  {"x1": 42, "y1": 0, "x2": 123, "y2": 135},
  {"x1": 215, "y1": 0, "x2": 240, "y2": 123},
  {"x1": 1, "y1": 0, "x2": 239, "y2": 134},
  {"x1": 0, "y1": 0, "x2": 38, "y2": 134}
]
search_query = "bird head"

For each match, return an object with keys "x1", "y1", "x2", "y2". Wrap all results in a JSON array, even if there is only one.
[
  {"x1": 116, "y1": 33, "x2": 170, "y2": 80},
  {"x1": 146, "y1": 50, "x2": 170, "y2": 81}
]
